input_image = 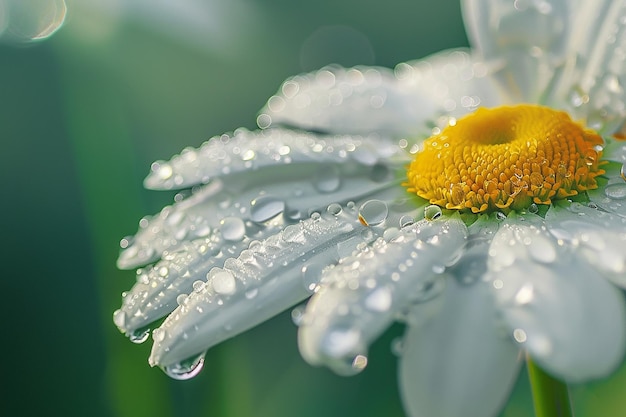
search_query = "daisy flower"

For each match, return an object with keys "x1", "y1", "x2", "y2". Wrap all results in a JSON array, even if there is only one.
[{"x1": 114, "y1": 1, "x2": 626, "y2": 416}]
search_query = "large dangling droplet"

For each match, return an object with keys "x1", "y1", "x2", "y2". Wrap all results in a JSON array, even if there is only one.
[{"x1": 162, "y1": 351, "x2": 207, "y2": 380}]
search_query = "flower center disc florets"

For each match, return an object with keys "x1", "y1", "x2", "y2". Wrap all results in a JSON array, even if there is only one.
[{"x1": 405, "y1": 105, "x2": 606, "y2": 213}]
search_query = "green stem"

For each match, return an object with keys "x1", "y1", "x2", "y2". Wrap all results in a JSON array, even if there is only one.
[{"x1": 526, "y1": 354, "x2": 573, "y2": 417}]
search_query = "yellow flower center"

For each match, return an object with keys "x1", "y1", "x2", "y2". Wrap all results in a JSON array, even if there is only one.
[{"x1": 405, "y1": 105, "x2": 605, "y2": 213}]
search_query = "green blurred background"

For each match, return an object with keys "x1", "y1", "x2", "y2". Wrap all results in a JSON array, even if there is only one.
[{"x1": 2, "y1": 1, "x2": 626, "y2": 416}]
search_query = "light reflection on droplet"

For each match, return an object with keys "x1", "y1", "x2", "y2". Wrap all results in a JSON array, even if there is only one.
[
  {"x1": 424, "y1": 205, "x2": 442, "y2": 221},
  {"x1": 513, "y1": 328, "x2": 527, "y2": 343},
  {"x1": 1, "y1": 0, "x2": 67, "y2": 43},
  {"x1": 220, "y1": 217, "x2": 246, "y2": 241},
  {"x1": 358, "y1": 200, "x2": 388, "y2": 226},
  {"x1": 162, "y1": 351, "x2": 206, "y2": 380},
  {"x1": 250, "y1": 195, "x2": 285, "y2": 222}
]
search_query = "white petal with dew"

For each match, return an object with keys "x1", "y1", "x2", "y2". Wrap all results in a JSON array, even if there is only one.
[
  {"x1": 399, "y1": 278, "x2": 521, "y2": 417},
  {"x1": 487, "y1": 213, "x2": 626, "y2": 382},
  {"x1": 144, "y1": 128, "x2": 407, "y2": 190},
  {"x1": 119, "y1": 133, "x2": 409, "y2": 269},
  {"x1": 463, "y1": 0, "x2": 572, "y2": 104},
  {"x1": 298, "y1": 216, "x2": 468, "y2": 376},
  {"x1": 116, "y1": 227, "x2": 272, "y2": 335},
  {"x1": 545, "y1": 203, "x2": 626, "y2": 288},
  {"x1": 149, "y1": 203, "x2": 389, "y2": 368},
  {"x1": 260, "y1": 50, "x2": 501, "y2": 137},
  {"x1": 548, "y1": 0, "x2": 626, "y2": 133}
]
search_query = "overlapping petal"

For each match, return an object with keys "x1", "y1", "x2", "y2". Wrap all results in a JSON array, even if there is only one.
[
  {"x1": 259, "y1": 50, "x2": 501, "y2": 137},
  {"x1": 118, "y1": 128, "x2": 409, "y2": 269},
  {"x1": 298, "y1": 216, "x2": 467, "y2": 375},
  {"x1": 399, "y1": 278, "x2": 521, "y2": 417},
  {"x1": 148, "y1": 200, "x2": 399, "y2": 370},
  {"x1": 487, "y1": 213, "x2": 626, "y2": 382}
]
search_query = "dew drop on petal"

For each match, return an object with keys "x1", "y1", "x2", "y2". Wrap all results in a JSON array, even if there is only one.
[
  {"x1": 605, "y1": 183, "x2": 626, "y2": 200},
  {"x1": 358, "y1": 200, "x2": 388, "y2": 226},
  {"x1": 220, "y1": 217, "x2": 246, "y2": 241},
  {"x1": 128, "y1": 327, "x2": 150, "y2": 344},
  {"x1": 314, "y1": 165, "x2": 341, "y2": 193},
  {"x1": 399, "y1": 215, "x2": 415, "y2": 228},
  {"x1": 621, "y1": 163, "x2": 626, "y2": 181},
  {"x1": 424, "y1": 205, "x2": 443, "y2": 221},
  {"x1": 291, "y1": 305, "x2": 305, "y2": 326},
  {"x1": 250, "y1": 195, "x2": 285, "y2": 222},
  {"x1": 513, "y1": 328, "x2": 527, "y2": 343},
  {"x1": 176, "y1": 293, "x2": 188, "y2": 306},
  {"x1": 153, "y1": 162, "x2": 173, "y2": 180},
  {"x1": 327, "y1": 203, "x2": 342, "y2": 216},
  {"x1": 212, "y1": 270, "x2": 237, "y2": 295},
  {"x1": 162, "y1": 351, "x2": 206, "y2": 380}
]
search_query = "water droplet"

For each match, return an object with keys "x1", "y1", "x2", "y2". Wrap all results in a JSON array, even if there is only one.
[
  {"x1": 605, "y1": 183, "x2": 626, "y2": 200},
  {"x1": 128, "y1": 327, "x2": 150, "y2": 344},
  {"x1": 364, "y1": 287, "x2": 392, "y2": 312},
  {"x1": 327, "y1": 203, "x2": 342, "y2": 215},
  {"x1": 351, "y1": 354, "x2": 368, "y2": 372},
  {"x1": 399, "y1": 215, "x2": 414, "y2": 228},
  {"x1": 163, "y1": 351, "x2": 206, "y2": 380},
  {"x1": 220, "y1": 217, "x2": 246, "y2": 241},
  {"x1": 584, "y1": 148, "x2": 598, "y2": 166},
  {"x1": 120, "y1": 236, "x2": 133, "y2": 249},
  {"x1": 152, "y1": 161, "x2": 173, "y2": 180},
  {"x1": 211, "y1": 270, "x2": 237, "y2": 295},
  {"x1": 358, "y1": 200, "x2": 388, "y2": 226},
  {"x1": 513, "y1": 328, "x2": 527, "y2": 343},
  {"x1": 620, "y1": 163, "x2": 626, "y2": 181},
  {"x1": 314, "y1": 165, "x2": 341, "y2": 193},
  {"x1": 424, "y1": 205, "x2": 442, "y2": 221},
  {"x1": 291, "y1": 305, "x2": 305, "y2": 326},
  {"x1": 528, "y1": 203, "x2": 539, "y2": 214},
  {"x1": 176, "y1": 293, "x2": 188, "y2": 306},
  {"x1": 250, "y1": 195, "x2": 285, "y2": 222}
]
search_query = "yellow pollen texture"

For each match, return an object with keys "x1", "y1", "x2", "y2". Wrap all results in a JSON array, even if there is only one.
[{"x1": 405, "y1": 105, "x2": 605, "y2": 213}]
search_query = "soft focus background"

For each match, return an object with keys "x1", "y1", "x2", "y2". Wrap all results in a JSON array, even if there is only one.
[{"x1": 2, "y1": 1, "x2": 626, "y2": 416}]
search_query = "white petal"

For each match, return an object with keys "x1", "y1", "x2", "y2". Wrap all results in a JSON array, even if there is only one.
[
  {"x1": 259, "y1": 51, "x2": 501, "y2": 137},
  {"x1": 148, "y1": 202, "x2": 391, "y2": 368},
  {"x1": 298, "y1": 216, "x2": 468, "y2": 376},
  {"x1": 548, "y1": 0, "x2": 626, "y2": 132},
  {"x1": 118, "y1": 130, "x2": 409, "y2": 269},
  {"x1": 487, "y1": 213, "x2": 626, "y2": 382},
  {"x1": 114, "y1": 229, "x2": 272, "y2": 336},
  {"x1": 545, "y1": 203, "x2": 626, "y2": 287},
  {"x1": 399, "y1": 278, "x2": 521, "y2": 417},
  {"x1": 144, "y1": 128, "x2": 407, "y2": 190},
  {"x1": 463, "y1": 0, "x2": 572, "y2": 103}
]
